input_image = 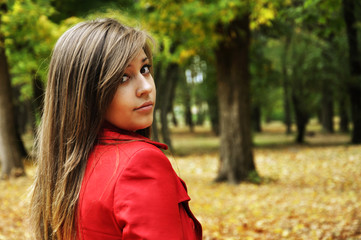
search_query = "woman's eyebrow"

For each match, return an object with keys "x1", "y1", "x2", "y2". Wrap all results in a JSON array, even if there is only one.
[{"x1": 127, "y1": 57, "x2": 149, "y2": 68}]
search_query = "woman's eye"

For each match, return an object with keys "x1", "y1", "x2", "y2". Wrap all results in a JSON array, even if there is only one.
[
  {"x1": 141, "y1": 64, "x2": 151, "y2": 75},
  {"x1": 121, "y1": 74, "x2": 130, "y2": 83}
]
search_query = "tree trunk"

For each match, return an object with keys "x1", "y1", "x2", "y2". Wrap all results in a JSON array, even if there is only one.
[
  {"x1": 208, "y1": 97, "x2": 219, "y2": 135},
  {"x1": 12, "y1": 85, "x2": 27, "y2": 134},
  {"x1": 181, "y1": 70, "x2": 195, "y2": 132},
  {"x1": 320, "y1": 83, "x2": 334, "y2": 133},
  {"x1": 158, "y1": 63, "x2": 179, "y2": 150},
  {"x1": 152, "y1": 61, "x2": 162, "y2": 142},
  {"x1": 152, "y1": 58, "x2": 178, "y2": 148},
  {"x1": 0, "y1": 18, "x2": 25, "y2": 178},
  {"x1": 151, "y1": 109, "x2": 159, "y2": 142},
  {"x1": 11, "y1": 86, "x2": 29, "y2": 158},
  {"x1": 196, "y1": 103, "x2": 205, "y2": 126},
  {"x1": 15, "y1": 126, "x2": 28, "y2": 159},
  {"x1": 183, "y1": 76, "x2": 194, "y2": 132},
  {"x1": 292, "y1": 93, "x2": 309, "y2": 143},
  {"x1": 251, "y1": 105, "x2": 262, "y2": 132},
  {"x1": 171, "y1": 107, "x2": 178, "y2": 127},
  {"x1": 160, "y1": 105, "x2": 172, "y2": 149},
  {"x1": 339, "y1": 97, "x2": 349, "y2": 133},
  {"x1": 342, "y1": 0, "x2": 361, "y2": 143},
  {"x1": 215, "y1": 15, "x2": 256, "y2": 183},
  {"x1": 32, "y1": 73, "x2": 44, "y2": 112},
  {"x1": 282, "y1": 36, "x2": 292, "y2": 134},
  {"x1": 205, "y1": 64, "x2": 219, "y2": 135}
]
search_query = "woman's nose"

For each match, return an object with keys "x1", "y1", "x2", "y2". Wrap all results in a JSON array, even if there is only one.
[{"x1": 136, "y1": 74, "x2": 154, "y2": 97}]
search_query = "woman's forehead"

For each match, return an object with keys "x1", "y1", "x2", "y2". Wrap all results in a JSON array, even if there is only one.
[{"x1": 126, "y1": 50, "x2": 148, "y2": 68}]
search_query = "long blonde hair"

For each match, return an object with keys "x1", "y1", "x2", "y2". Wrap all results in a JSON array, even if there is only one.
[{"x1": 30, "y1": 18, "x2": 153, "y2": 240}]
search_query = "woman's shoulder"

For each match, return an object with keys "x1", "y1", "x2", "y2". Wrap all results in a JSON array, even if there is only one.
[
  {"x1": 88, "y1": 129, "x2": 168, "y2": 174},
  {"x1": 98, "y1": 127, "x2": 167, "y2": 149},
  {"x1": 92, "y1": 138, "x2": 166, "y2": 161},
  {"x1": 81, "y1": 133, "x2": 170, "y2": 199}
]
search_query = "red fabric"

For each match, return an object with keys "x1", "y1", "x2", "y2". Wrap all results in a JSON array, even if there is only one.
[{"x1": 77, "y1": 125, "x2": 202, "y2": 240}]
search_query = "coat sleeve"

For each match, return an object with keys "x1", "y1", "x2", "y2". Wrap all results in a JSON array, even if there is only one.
[{"x1": 113, "y1": 147, "x2": 189, "y2": 239}]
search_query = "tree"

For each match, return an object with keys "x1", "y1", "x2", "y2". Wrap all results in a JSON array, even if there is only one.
[
  {"x1": 150, "y1": 40, "x2": 182, "y2": 148},
  {"x1": 204, "y1": 65, "x2": 219, "y2": 135},
  {"x1": 289, "y1": 31, "x2": 324, "y2": 143},
  {"x1": 179, "y1": 69, "x2": 194, "y2": 132},
  {"x1": 50, "y1": 0, "x2": 135, "y2": 22},
  {"x1": 214, "y1": 14, "x2": 256, "y2": 182},
  {"x1": 179, "y1": 56, "x2": 210, "y2": 132},
  {"x1": 250, "y1": 34, "x2": 282, "y2": 132},
  {"x1": 299, "y1": 0, "x2": 346, "y2": 134},
  {"x1": 267, "y1": 0, "x2": 348, "y2": 142},
  {"x1": 0, "y1": 4, "x2": 25, "y2": 178},
  {"x1": 342, "y1": 0, "x2": 361, "y2": 143},
  {"x1": 0, "y1": 0, "x2": 83, "y2": 177},
  {"x1": 157, "y1": 62, "x2": 179, "y2": 149},
  {"x1": 137, "y1": 0, "x2": 284, "y2": 183},
  {"x1": 281, "y1": 35, "x2": 292, "y2": 134}
]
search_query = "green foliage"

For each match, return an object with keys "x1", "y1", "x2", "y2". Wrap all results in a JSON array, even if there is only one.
[
  {"x1": 251, "y1": 36, "x2": 283, "y2": 122},
  {"x1": 50, "y1": 0, "x2": 136, "y2": 22},
  {"x1": 137, "y1": 0, "x2": 280, "y2": 65},
  {"x1": 1, "y1": 0, "x2": 82, "y2": 100},
  {"x1": 2, "y1": 0, "x2": 52, "y2": 99},
  {"x1": 301, "y1": 0, "x2": 344, "y2": 38},
  {"x1": 261, "y1": 0, "x2": 348, "y2": 124}
]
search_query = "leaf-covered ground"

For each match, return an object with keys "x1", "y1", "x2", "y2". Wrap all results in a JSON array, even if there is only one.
[
  {"x1": 1, "y1": 124, "x2": 361, "y2": 239},
  {"x1": 0, "y1": 162, "x2": 34, "y2": 240}
]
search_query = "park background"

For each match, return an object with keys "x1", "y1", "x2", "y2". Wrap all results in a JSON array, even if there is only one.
[{"x1": 1, "y1": 0, "x2": 361, "y2": 239}]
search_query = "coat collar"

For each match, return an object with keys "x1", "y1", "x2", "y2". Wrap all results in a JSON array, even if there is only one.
[{"x1": 98, "y1": 122, "x2": 168, "y2": 150}]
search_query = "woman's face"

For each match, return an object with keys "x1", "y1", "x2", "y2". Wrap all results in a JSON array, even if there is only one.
[{"x1": 105, "y1": 49, "x2": 156, "y2": 131}]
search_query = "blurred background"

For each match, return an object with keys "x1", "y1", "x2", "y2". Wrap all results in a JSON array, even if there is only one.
[{"x1": 0, "y1": 0, "x2": 361, "y2": 239}]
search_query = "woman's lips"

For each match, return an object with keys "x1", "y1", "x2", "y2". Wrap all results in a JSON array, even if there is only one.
[{"x1": 134, "y1": 101, "x2": 154, "y2": 112}]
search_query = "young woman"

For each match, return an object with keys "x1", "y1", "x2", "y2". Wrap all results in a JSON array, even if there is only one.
[{"x1": 30, "y1": 18, "x2": 202, "y2": 240}]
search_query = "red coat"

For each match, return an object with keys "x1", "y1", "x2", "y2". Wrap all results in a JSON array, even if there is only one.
[{"x1": 77, "y1": 125, "x2": 202, "y2": 239}]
